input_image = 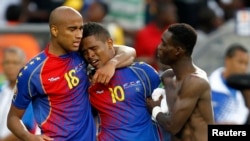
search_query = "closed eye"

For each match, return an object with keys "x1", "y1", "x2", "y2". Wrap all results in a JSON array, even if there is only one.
[
  {"x1": 89, "y1": 46, "x2": 98, "y2": 51},
  {"x1": 69, "y1": 27, "x2": 76, "y2": 31}
]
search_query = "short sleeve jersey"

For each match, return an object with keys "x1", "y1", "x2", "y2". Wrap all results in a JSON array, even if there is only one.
[
  {"x1": 12, "y1": 47, "x2": 95, "y2": 141},
  {"x1": 89, "y1": 62, "x2": 162, "y2": 141}
]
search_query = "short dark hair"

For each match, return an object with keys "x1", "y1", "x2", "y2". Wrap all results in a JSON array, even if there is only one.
[
  {"x1": 82, "y1": 22, "x2": 111, "y2": 42},
  {"x1": 225, "y1": 44, "x2": 248, "y2": 58},
  {"x1": 168, "y1": 23, "x2": 197, "y2": 56}
]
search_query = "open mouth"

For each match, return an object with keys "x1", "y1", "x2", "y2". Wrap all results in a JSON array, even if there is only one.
[{"x1": 90, "y1": 59, "x2": 99, "y2": 67}]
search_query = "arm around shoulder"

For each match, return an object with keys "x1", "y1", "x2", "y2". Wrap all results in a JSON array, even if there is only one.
[
  {"x1": 113, "y1": 45, "x2": 136, "y2": 68},
  {"x1": 92, "y1": 45, "x2": 136, "y2": 85}
]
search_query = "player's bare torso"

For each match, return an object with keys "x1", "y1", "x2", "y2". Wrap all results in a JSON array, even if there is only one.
[{"x1": 162, "y1": 67, "x2": 214, "y2": 141}]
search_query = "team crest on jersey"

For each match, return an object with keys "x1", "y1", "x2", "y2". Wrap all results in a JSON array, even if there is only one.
[
  {"x1": 123, "y1": 80, "x2": 141, "y2": 89},
  {"x1": 75, "y1": 61, "x2": 85, "y2": 73}
]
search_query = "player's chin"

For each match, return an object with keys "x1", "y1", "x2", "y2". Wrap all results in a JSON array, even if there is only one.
[
  {"x1": 70, "y1": 46, "x2": 80, "y2": 52},
  {"x1": 160, "y1": 59, "x2": 170, "y2": 66}
]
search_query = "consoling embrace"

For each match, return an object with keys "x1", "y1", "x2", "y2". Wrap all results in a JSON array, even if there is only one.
[{"x1": 6, "y1": 5, "x2": 214, "y2": 141}]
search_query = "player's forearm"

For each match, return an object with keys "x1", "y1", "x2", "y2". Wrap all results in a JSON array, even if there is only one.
[
  {"x1": 112, "y1": 45, "x2": 136, "y2": 68},
  {"x1": 7, "y1": 116, "x2": 31, "y2": 141},
  {"x1": 1, "y1": 134, "x2": 21, "y2": 141},
  {"x1": 156, "y1": 113, "x2": 180, "y2": 135}
]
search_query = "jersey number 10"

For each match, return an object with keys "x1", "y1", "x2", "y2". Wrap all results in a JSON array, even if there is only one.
[{"x1": 109, "y1": 86, "x2": 125, "y2": 103}]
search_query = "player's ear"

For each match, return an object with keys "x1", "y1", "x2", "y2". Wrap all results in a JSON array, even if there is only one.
[
  {"x1": 107, "y1": 38, "x2": 113, "y2": 49},
  {"x1": 175, "y1": 46, "x2": 184, "y2": 56},
  {"x1": 50, "y1": 25, "x2": 58, "y2": 37}
]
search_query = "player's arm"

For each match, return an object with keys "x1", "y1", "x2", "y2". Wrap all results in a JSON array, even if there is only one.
[
  {"x1": 7, "y1": 105, "x2": 53, "y2": 141},
  {"x1": 7, "y1": 104, "x2": 32, "y2": 140},
  {"x1": 8, "y1": 68, "x2": 53, "y2": 141},
  {"x1": 160, "y1": 70, "x2": 175, "y2": 110},
  {"x1": 112, "y1": 45, "x2": 136, "y2": 68},
  {"x1": 148, "y1": 76, "x2": 208, "y2": 135},
  {"x1": 92, "y1": 45, "x2": 136, "y2": 85},
  {"x1": 0, "y1": 134, "x2": 21, "y2": 141},
  {"x1": 161, "y1": 77, "x2": 209, "y2": 134}
]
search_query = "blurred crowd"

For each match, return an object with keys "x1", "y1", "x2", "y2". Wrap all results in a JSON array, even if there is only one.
[
  {"x1": 1, "y1": 0, "x2": 250, "y2": 140},
  {"x1": 0, "y1": 0, "x2": 249, "y2": 72}
]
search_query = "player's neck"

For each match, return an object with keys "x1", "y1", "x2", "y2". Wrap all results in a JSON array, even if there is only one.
[
  {"x1": 172, "y1": 59, "x2": 195, "y2": 80},
  {"x1": 48, "y1": 43, "x2": 68, "y2": 56}
]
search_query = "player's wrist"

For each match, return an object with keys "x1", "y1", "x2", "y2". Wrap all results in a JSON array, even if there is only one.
[
  {"x1": 152, "y1": 106, "x2": 162, "y2": 120},
  {"x1": 108, "y1": 59, "x2": 118, "y2": 67}
]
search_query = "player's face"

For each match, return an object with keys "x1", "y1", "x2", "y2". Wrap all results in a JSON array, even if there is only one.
[
  {"x1": 157, "y1": 30, "x2": 178, "y2": 65},
  {"x1": 56, "y1": 14, "x2": 83, "y2": 53},
  {"x1": 2, "y1": 52, "x2": 25, "y2": 82},
  {"x1": 81, "y1": 35, "x2": 114, "y2": 69},
  {"x1": 226, "y1": 50, "x2": 249, "y2": 75}
]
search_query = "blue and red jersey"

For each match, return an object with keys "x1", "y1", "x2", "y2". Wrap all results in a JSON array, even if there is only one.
[
  {"x1": 89, "y1": 62, "x2": 162, "y2": 141},
  {"x1": 12, "y1": 47, "x2": 95, "y2": 141},
  {"x1": 22, "y1": 103, "x2": 39, "y2": 134}
]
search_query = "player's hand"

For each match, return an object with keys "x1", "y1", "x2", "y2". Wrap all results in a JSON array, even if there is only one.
[
  {"x1": 92, "y1": 60, "x2": 116, "y2": 85},
  {"x1": 146, "y1": 96, "x2": 162, "y2": 114},
  {"x1": 27, "y1": 134, "x2": 54, "y2": 141}
]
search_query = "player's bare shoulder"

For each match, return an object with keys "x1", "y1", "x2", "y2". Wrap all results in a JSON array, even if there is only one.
[
  {"x1": 194, "y1": 66, "x2": 209, "y2": 83},
  {"x1": 191, "y1": 66, "x2": 211, "y2": 91},
  {"x1": 194, "y1": 66, "x2": 209, "y2": 81}
]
